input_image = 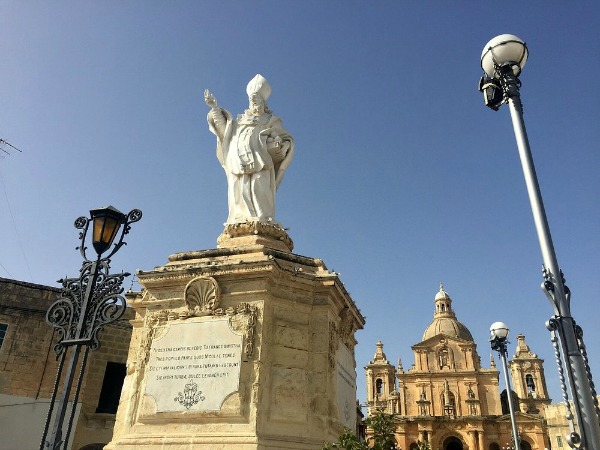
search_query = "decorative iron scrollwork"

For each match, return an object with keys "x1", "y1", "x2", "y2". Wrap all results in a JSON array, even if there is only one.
[
  {"x1": 47, "y1": 259, "x2": 128, "y2": 355},
  {"x1": 41, "y1": 208, "x2": 141, "y2": 450}
]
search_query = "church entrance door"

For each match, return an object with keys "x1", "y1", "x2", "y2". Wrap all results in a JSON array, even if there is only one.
[
  {"x1": 442, "y1": 436, "x2": 463, "y2": 450},
  {"x1": 520, "y1": 441, "x2": 532, "y2": 450}
]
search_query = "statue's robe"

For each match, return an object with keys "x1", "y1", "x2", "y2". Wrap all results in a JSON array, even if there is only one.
[{"x1": 208, "y1": 109, "x2": 293, "y2": 224}]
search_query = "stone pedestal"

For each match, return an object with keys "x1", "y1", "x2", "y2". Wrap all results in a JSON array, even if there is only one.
[{"x1": 106, "y1": 225, "x2": 364, "y2": 449}]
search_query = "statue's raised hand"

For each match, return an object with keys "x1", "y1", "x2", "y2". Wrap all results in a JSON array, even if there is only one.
[{"x1": 204, "y1": 89, "x2": 218, "y2": 109}]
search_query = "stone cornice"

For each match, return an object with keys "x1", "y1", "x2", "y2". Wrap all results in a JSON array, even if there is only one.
[
  {"x1": 135, "y1": 245, "x2": 365, "y2": 328},
  {"x1": 0, "y1": 276, "x2": 61, "y2": 292},
  {"x1": 400, "y1": 370, "x2": 498, "y2": 379}
]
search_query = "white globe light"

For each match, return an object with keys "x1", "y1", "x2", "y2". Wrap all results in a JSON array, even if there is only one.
[
  {"x1": 481, "y1": 34, "x2": 528, "y2": 78},
  {"x1": 490, "y1": 321, "x2": 510, "y2": 340}
]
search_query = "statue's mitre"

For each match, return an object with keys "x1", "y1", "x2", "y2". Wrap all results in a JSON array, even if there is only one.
[{"x1": 246, "y1": 74, "x2": 271, "y2": 100}]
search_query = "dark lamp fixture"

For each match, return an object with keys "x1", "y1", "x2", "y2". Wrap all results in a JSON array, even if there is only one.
[
  {"x1": 490, "y1": 321, "x2": 510, "y2": 341},
  {"x1": 478, "y1": 76, "x2": 504, "y2": 111},
  {"x1": 481, "y1": 34, "x2": 528, "y2": 79},
  {"x1": 90, "y1": 206, "x2": 126, "y2": 255}
]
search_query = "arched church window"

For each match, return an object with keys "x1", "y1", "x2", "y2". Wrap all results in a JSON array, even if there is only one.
[
  {"x1": 467, "y1": 386, "x2": 475, "y2": 398},
  {"x1": 439, "y1": 349, "x2": 448, "y2": 368},
  {"x1": 376, "y1": 378, "x2": 383, "y2": 395},
  {"x1": 500, "y1": 389, "x2": 519, "y2": 415},
  {"x1": 525, "y1": 374, "x2": 536, "y2": 393},
  {"x1": 437, "y1": 346, "x2": 453, "y2": 369},
  {"x1": 442, "y1": 391, "x2": 456, "y2": 417},
  {"x1": 447, "y1": 392, "x2": 456, "y2": 406}
]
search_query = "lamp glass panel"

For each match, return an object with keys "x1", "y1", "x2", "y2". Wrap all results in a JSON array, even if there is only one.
[
  {"x1": 93, "y1": 216, "x2": 105, "y2": 244},
  {"x1": 490, "y1": 321, "x2": 510, "y2": 339},
  {"x1": 100, "y1": 216, "x2": 120, "y2": 247},
  {"x1": 91, "y1": 211, "x2": 123, "y2": 255},
  {"x1": 481, "y1": 34, "x2": 527, "y2": 77}
]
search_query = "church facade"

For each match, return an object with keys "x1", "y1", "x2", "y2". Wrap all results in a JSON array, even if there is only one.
[{"x1": 365, "y1": 286, "x2": 550, "y2": 450}]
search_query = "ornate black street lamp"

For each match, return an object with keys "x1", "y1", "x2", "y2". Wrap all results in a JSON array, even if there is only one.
[
  {"x1": 479, "y1": 34, "x2": 600, "y2": 449},
  {"x1": 40, "y1": 206, "x2": 142, "y2": 450},
  {"x1": 490, "y1": 322, "x2": 521, "y2": 450}
]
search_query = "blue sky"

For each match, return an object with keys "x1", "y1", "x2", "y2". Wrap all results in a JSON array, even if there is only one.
[{"x1": 1, "y1": 2, "x2": 599, "y2": 408}]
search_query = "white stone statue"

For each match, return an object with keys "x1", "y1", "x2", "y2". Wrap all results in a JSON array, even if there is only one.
[{"x1": 205, "y1": 74, "x2": 294, "y2": 224}]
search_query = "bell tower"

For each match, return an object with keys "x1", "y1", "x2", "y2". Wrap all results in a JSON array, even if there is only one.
[
  {"x1": 509, "y1": 333, "x2": 551, "y2": 413},
  {"x1": 365, "y1": 341, "x2": 398, "y2": 414}
]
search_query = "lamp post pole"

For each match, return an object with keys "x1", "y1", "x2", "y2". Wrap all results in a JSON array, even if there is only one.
[
  {"x1": 479, "y1": 35, "x2": 600, "y2": 449},
  {"x1": 490, "y1": 322, "x2": 521, "y2": 450},
  {"x1": 40, "y1": 206, "x2": 141, "y2": 450}
]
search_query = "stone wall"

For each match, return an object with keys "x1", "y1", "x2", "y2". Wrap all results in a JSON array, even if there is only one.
[
  {"x1": 0, "y1": 277, "x2": 60, "y2": 399},
  {"x1": 0, "y1": 277, "x2": 133, "y2": 450}
]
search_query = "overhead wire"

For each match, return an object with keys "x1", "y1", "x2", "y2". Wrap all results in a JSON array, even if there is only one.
[
  {"x1": 0, "y1": 154, "x2": 33, "y2": 280},
  {"x1": 0, "y1": 262, "x2": 13, "y2": 278}
]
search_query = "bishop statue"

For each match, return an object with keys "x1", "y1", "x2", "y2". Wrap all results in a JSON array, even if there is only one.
[{"x1": 205, "y1": 74, "x2": 294, "y2": 225}]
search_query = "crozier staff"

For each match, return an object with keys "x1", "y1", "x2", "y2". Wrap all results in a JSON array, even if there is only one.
[{"x1": 205, "y1": 74, "x2": 294, "y2": 224}]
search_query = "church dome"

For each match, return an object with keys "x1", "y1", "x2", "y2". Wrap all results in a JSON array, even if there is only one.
[
  {"x1": 422, "y1": 284, "x2": 474, "y2": 342},
  {"x1": 435, "y1": 287, "x2": 451, "y2": 301}
]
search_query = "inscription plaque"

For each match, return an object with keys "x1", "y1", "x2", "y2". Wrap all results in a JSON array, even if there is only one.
[{"x1": 145, "y1": 319, "x2": 243, "y2": 412}]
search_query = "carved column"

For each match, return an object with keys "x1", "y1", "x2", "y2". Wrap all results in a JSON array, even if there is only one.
[{"x1": 468, "y1": 431, "x2": 477, "y2": 450}]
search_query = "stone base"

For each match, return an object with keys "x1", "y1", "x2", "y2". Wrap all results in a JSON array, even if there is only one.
[
  {"x1": 217, "y1": 221, "x2": 294, "y2": 252},
  {"x1": 106, "y1": 243, "x2": 363, "y2": 450}
]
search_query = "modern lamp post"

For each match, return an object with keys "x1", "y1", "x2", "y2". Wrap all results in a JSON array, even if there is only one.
[
  {"x1": 40, "y1": 206, "x2": 142, "y2": 450},
  {"x1": 490, "y1": 322, "x2": 521, "y2": 450},
  {"x1": 479, "y1": 34, "x2": 600, "y2": 449}
]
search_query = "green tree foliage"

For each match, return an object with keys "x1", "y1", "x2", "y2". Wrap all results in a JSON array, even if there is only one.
[
  {"x1": 415, "y1": 440, "x2": 431, "y2": 450},
  {"x1": 323, "y1": 410, "x2": 397, "y2": 450},
  {"x1": 366, "y1": 411, "x2": 397, "y2": 450},
  {"x1": 322, "y1": 429, "x2": 365, "y2": 450}
]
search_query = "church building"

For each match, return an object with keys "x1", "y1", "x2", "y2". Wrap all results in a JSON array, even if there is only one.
[{"x1": 365, "y1": 285, "x2": 551, "y2": 450}]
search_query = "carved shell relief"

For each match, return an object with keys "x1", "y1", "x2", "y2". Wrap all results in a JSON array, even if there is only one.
[{"x1": 185, "y1": 276, "x2": 220, "y2": 316}]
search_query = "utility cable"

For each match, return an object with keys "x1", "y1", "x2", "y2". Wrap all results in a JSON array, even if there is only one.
[
  {"x1": 0, "y1": 262, "x2": 13, "y2": 278},
  {"x1": 0, "y1": 162, "x2": 33, "y2": 280}
]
